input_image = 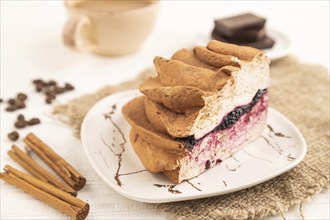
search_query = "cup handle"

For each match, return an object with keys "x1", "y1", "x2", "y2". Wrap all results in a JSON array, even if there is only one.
[{"x1": 63, "y1": 16, "x2": 94, "y2": 51}]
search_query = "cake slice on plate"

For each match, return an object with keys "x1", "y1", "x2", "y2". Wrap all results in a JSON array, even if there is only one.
[{"x1": 122, "y1": 40, "x2": 270, "y2": 184}]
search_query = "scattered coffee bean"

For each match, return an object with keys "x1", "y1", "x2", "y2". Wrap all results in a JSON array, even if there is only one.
[
  {"x1": 33, "y1": 79, "x2": 43, "y2": 84},
  {"x1": 45, "y1": 93, "x2": 56, "y2": 104},
  {"x1": 15, "y1": 120, "x2": 27, "y2": 129},
  {"x1": 27, "y1": 118, "x2": 40, "y2": 125},
  {"x1": 0, "y1": 98, "x2": 3, "y2": 103},
  {"x1": 8, "y1": 98, "x2": 16, "y2": 105},
  {"x1": 32, "y1": 78, "x2": 74, "y2": 104},
  {"x1": 48, "y1": 80, "x2": 57, "y2": 86},
  {"x1": 17, "y1": 93, "x2": 27, "y2": 101},
  {"x1": 6, "y1": 106, "x2": 17, "y2": 112},
  {"x1": 8, "y1": 131, "x2": 19, "y2": 141},
  {"x1": 5, "y1": 94, "x2": 27, "y2": 112},
  {"x1": 17, "y1": 114, "x2": 25, "y2": 121},
  {"x1": 36, "y1": 83, "x2": 43, "y2": 92},
  {"x1": 13, "y1": 114, "x2": 41, "y2": 129},
  {"x1": 64, "y1": 83, "x2": 74, "y2": 91},
  {"x1": 44, "y1": 88, "x2": 53, "y2": 96},
  {"x1": 48, "y1": 93, "x2": 56, "y2": 99},
  {"x1": 15, "y1": 101, "x2": 26, "y2": 109},
  {"x1": 55, "y1": 86, "x2": 66, "y2": 94},
  {"x1": 46, "y1": 97, "x2": 53, "y2": 104}
]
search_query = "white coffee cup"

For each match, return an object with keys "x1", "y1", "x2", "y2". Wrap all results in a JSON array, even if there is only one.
[{"x1": 63, "y1": 0, "x2": 159, "y2": 56}]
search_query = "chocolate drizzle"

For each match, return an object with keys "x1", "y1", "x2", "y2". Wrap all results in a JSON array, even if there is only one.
[
  {"x1": 118, "y1": 169, "x2": 147, "y2": 177},
  {"x1": 226, "y1": 163, "x2": 242, "y2": 172},
  {"x1": 93, "y1": 151, "x2": 109, "y2": 169},
  {"x1": 186, "y1": 180, "x2": 202, "y2": 191},
  {"x1": 153, "y1": 184, "x2": 182, "y2": 194},
  {"x1": 177, "y1": 89, "x2": 268, "y2": 151},
  {"x1": 267, "y1": 125, "x2": 291, "y2": 138},
  {"x1": 261, "y1": 124, "x2": 292, "y2": 155},
  {"x1": 286, "y1": 153, "x2": 296, "y2": 161},
  {"x1": 103, "y1": 104, "x2": 126, "y2": 187},
  {"x1": 153, "y1": 179, "x2": 202, "y2": 194},
  {"x1": 261, "y1": 136, "x2": 283, "y2": 155},
  {"x1": 242, "y1": 149, "x2": 273, "y2": 163}
]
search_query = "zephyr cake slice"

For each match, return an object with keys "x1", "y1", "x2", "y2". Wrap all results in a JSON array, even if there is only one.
[{"x1": 122, "y1": 40, "x2": 270, "y2": 183}]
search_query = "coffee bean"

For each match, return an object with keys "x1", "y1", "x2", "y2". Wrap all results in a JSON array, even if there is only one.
[
  {"x1": 8, "y1": 98, "x2": 16, "y2": 105},
  {"x1": 27, "y1": 118, "x2": 40, "y2": 125},
  {"x1": 0, "y1": 98, "x2": 3, "y2": 103},
  {"x1": 64, "y1": 83, "x2": 74, "y2": 91},
  {"x1": 8, "y1": 131, "x2": 19, "y2": 141},
  {"x1": 46, "y1": 97, "x2": 53, "y2": 104},
  {"x1": 47, "y1": 93, "x2": 56, "y2": 100},
  {"x1": 55, "y1": 86, "x2": 66, "y2": 94},
  {"x1": 33, "y1": 79, "x2": 74, "y2": 104},
  {"x1": 35, "y1": 83, "x2": 43, "y2": 92},
  {"x1": 50, "y1": 93, "x2": 56, "y2": 98},
  {"x1": 48, "y1": 80, "x2": 57, "y2": 86},
  {"x1": 6, "y1": 106, "x2": 17, "y2": 112},
  {"x1": 15, "y1": 120, "x2": 27, "y2": 129},
  {"x1": 17, "y1": 114, "x2": 25, "y2": 121},
  {"x1": 33, "y1": 79, "x2": 43, "y2": 84},
  {"x1": 44, "y1": 88, "x2": 54, "y2": 96},
  {"x1": 15, "y1": 101, "x2": 26, "y2": 109},
  {"x1": 17, "y1": 93, "x2": 27, "y2": 101}
]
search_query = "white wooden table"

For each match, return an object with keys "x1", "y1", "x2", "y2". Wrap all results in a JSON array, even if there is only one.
[{"x1": 1, "y1": 1, "x2": 329, "y2": 219}]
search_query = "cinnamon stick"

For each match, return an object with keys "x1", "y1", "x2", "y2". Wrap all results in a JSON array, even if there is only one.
[
  {"x1": 0, "y1": 165, "x2": 89, "y2": 220},
  {"x1": 23, "y1": 133, "x2": 86, "y2": 190},
  {"x1": 8, "y1": 145, "x2": 77, "y2": 196}
]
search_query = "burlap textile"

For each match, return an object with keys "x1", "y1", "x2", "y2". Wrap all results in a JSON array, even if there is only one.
[{"x1": 53, "y1": 56, "x2": 329, "y2": 219}]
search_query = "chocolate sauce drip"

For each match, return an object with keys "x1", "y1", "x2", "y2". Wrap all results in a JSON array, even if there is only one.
[
  {"x1": 153, "y1": 184, "x2": 182, "y2": 194},
  {"x1": 118, "y1": 169, "x2": 147, "y2": 177},
  {"x1": 103, "y1": 104, "x2": 127, "y2": 187},
  {"x1": 226, "y1": 163, "x2": 242, "y2": 172},
  {"x1": 267, "y1": 124, "x2": 291, "y2": 138},
  {"x1": 153, "y1": 179, "x2": 202, "y2": 193},
  {"x1": 287, "y1": 153, "x2": 296, "y2": 161},
  {"x1": 261, "y1": 124, "x2": 291, "y2": 155},
  {"x1": 177, "y1": 89, "x2": 267, "y2": 151},
  {"x1": 186, "y1": 180, "x2": 202, "y2": 191}
]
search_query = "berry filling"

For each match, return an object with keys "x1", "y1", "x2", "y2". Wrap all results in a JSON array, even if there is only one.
[
  {"x1": 178, "y1": 89, "x2": 268, "y2": 151},
  {"x1": 174, "y1": 91, "x2": 268, "y2": 180}
]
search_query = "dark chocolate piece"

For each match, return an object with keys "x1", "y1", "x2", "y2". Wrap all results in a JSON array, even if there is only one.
[
  {"x1": 214, "y1": 13, "x2": 266, "y2": 37},
  {"x1": 213, "y1": 26, "x2": 266, "y2": 42},
  {"x1": 212, "y1": 30, "x2": 275, "y2": 50}
]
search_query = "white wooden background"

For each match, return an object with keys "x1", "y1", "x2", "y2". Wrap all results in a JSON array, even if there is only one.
[{"x1": 1, "y1": 1, "x2": 329, "y2": 219}]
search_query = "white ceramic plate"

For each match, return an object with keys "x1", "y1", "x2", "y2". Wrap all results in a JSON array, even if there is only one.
[
  {"x1": 195, "y1": 28, "x2": 291, "y2": 60},
  {"x1": 81, "y1": 90, "x2": 306, "y2": 203},
  {"x1": 263, "y1": 29, "x2": 291, "y2": 60}
]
